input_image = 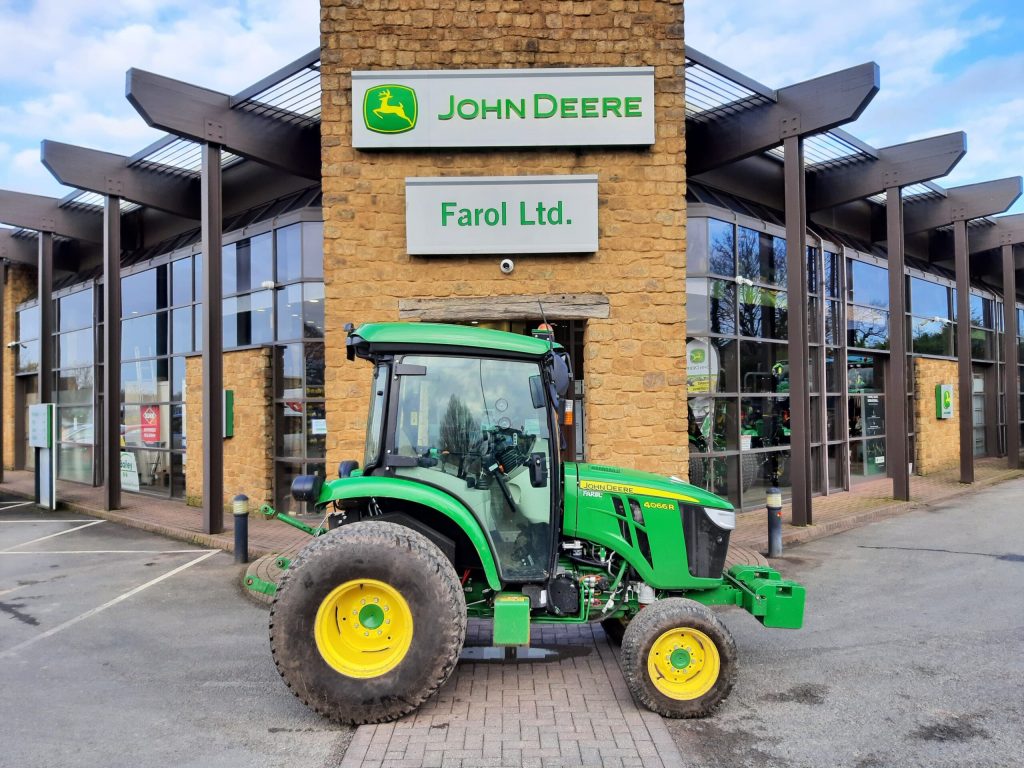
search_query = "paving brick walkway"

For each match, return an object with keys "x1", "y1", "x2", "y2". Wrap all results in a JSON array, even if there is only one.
[{"x1": 341, "y1": 621, "x2": 681, "y2": 768}]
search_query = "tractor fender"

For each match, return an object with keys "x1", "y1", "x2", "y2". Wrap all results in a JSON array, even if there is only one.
[{"x1": 315, "y1": 476, "x2": 502, "y2": 590}]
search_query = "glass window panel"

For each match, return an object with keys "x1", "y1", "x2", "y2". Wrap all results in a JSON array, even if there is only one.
[
  {"x1": 17, "y1": 305, "x2": 40, "y2": 341},
  {"x1": 122, "y1": 403, "x2": 169, "y2": 448},
  {"x1": 971, "y1": 328, "x2": 994, "y2": 360},
  {"x1": 121, "y1": 313, "x2": 167, "y2": 360},
  {"x1": 59, "y1": 289, "x2": 92, "y2": 332},
  {"x1": 122, "y1": 446, "x2": 170, "y2": 491},
  {"x1": 911, "y1": 317, "x2": 953, "y2": 356},
  {"x1": 849, "y1": 394, "x2": 886, "y2": 437},
  {"x1": 303, "y1": 283, "x2": 325, "y2": 339},
  {"x1": 848, "y1": 354, "x2": 884, "y2": 393},
  {"x1": 251, "y1": 290, "x2": 274, "y2": 344},
  {"x1": 302, "y1": 221, "x2": 324, "y2": 279},
  {"x1": 57, "y1": 444, "x2": 92, "y2": 483},
  {"x1": 807, "y1": 297, "x2": 820, "y2": 345},
  {"x1": 171, "y1": 307, "x2": 192, "y2": 354},
  {"x1": 825, "y1": 300, "x2": 842, "y2": 345},
  {"x1": 194, "y1": 305, "x2": 203, "y2": 352},
  {"x1": 824, "y1": 252, "x2": 840, "y2": 298},
  {"x1": 742, "y1": 449, "x2": 791, "y2": 508},
  {"x1": 686, "y1": 337, "x2": 737, "y2": 394},
  {"x1": 827, "y1": 443, "x2": 844, "y2": 490},
  {"x1": 121, "y1": 267, "x2": 167, "y2": 317},
  {"x1": 687, "y1": 454, "x2": 739, "y2": 508},
  {"x1": 276, "y1": 402, "x2": 304, "y2": 458},
  {"x1": 171, "y1": 356, "x2": 186, "y2": 401},
  {"x1": 121, "y1": 359, "x2": 168, "y2": 403},
  {"x1": 171, "y1": 452, "x2": 186, "y2": 499},
  {"x1": 825, "y1": 396, "x2": 841, "y2": 441},
  {"x1": 847, "y1": 306, "x2": 889, "y2": 350},
  {"x1": 171, "y1": 257, "x2": 192, "y2": 306},
  {"x1": 274, "y1": 461, "x2": 306, "y2": 516},
  {"x1": 194, "y1": 253, "x2": 203, "y2": 298},
  {"x1": 276, "y1": 223, "x2": 303, "y2": 283},
  {"x1": 738, "y1": 226, "x2": 786, "y2": 286},
  {"x1": 305, "y1": 402, "x2": 326, "y2": 459},
  {"x1": 739, "y1": 397, "x2": 791, "y2": 449},
  {"x1": 970, "y1": 294, "x2": 985, "y2": 327},
  {"x1": 249, "y1": 233, "x2": 274, "y2": 289},
  {"x1": 825, "y1": 353, "x2": 841, "y2": 393},
  {"x1": 687, "y1": 278, "x2": 739, "y2": 335},
  {"x1": 739, "y1": 341, "x2": 788, "y2": 393},
  {"x1": 276, "y1": 343, "x2": 304, "y2": 399},
  {"x1": 58, "y1": 328, "x2": 93, "y2": 368},
  {"x1": 59, "y1": 406, "x2": 93, "y2": 444},
  {"x1": 222, "y1": 242, "x2": 238, "y2": 295},
  {"x1": 17, "y1": 340, "x2": 39, "y2": 373},
  {"x1": 276, "y1": 284, "x2": 304, "y2": 341},
  {"x1": 738, "y1": 286, "x2": 787, "y2": 340},
  {"x1": 848, "y1": 259, "x2": 888, "y2": 308},
  {"x1": 687, "y1": 397, "x2": 738, "y2": 453},
  {"x1": 686, "y1": 279, "x2": 709, "y2": 335},
  {"x1": 910, "y1": 277, "x2": 949, "y2": 320},
  {"x1": 708, "y1": 219, "x2": 735, "y2": 277},
  {"x1": 306, "y1": 342, "x2": 325, "y2": 399},
  {"x1": 57, "y1": 367, "x2": 93, "y2": 404}
]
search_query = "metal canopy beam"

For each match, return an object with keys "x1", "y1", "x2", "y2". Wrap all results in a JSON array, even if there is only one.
[
  {"x1": 885, "y1": 187, "x2": 910, "y2": 500},
  {"x1": 41, "y1": 140, "x2": 199, "y2": 219},
  {"x1": 809, "y1": 132, "x2": 966, "y2": 212},
  {"x1": 0, "y1": 190, "x2": 101, "y2": 242},
  {"x1": 102, "y1": 195, "x2": 121, "y2": 510},
  {"x1": 968, "y1": 213, "x2": 1024, "y2": 254},
  {"x1": 0, "y1": 230, "x2": 38, "y2": 266},
  {"x1": 126, "y1": 69, "x2": 319, "y2": 180},
  {"x1": 687, "y1": 62, "x2": 880, "y2": 175},
  {"x1": 201, "y1": 143, "x2": 224, "y2": 535},
  {"x1": 903, "y1": 177, "x2": 1023, "y2": 235},
  {"x1": 953, "y1": 221, "x2": 974, "y2": 484}
]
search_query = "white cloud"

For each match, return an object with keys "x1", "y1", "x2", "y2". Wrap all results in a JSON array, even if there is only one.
[{"x1": 0, "y1": 0, "x2": 319, "y2": 197}]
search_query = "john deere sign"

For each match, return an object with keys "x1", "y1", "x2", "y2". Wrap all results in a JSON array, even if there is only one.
[
  {"x1": 353, "y1": 68, "x2": 654, "y2": 149},
  {"x1": 405, "y1": 175, "x2": 598, "y2": 255}
]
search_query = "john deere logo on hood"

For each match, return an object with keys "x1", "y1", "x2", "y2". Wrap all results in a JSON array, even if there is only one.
[{"x1": 364, "y1": 84, "x2": 418, "y2": 134}]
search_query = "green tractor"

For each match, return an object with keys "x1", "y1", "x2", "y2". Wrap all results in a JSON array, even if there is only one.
[{"x1": 264, "y1": 323, "x2": 804, "y2": 724}]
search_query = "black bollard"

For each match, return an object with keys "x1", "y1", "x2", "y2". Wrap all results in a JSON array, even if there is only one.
[
  {"x1": 233, "y1": 494, "x2": 250, "y2": 564},
  {"x1": 766, "y1": 485, "x2": 782, "y2": 558}
]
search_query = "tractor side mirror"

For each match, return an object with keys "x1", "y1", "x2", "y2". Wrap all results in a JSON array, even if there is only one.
[{"x1": 529, "y1": 375, "x2": 546, "y2": 409}]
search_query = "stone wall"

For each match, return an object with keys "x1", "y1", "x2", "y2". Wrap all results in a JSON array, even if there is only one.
[
  {"x1": 3, "y1": 266, "x2": 36, "y2": 470},
  {"x1": 184, "y1": 348, "x2": 274, "y2": 511},
  {"x1": 320, "y1": 0, "x2": 687, "y2": 477},
  {"x1": 913, "y1": 357, "x2": 959, "y2": 474}
]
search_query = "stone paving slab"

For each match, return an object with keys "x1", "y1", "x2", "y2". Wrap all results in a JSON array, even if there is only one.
[{"x1": 339, "y1": 621, "x2": 684, "y2": 768}]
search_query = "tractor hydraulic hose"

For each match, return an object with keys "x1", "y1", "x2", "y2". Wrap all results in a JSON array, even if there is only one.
[{"x1": 600, "y1": 560, "x2": 629, "y2": 615}]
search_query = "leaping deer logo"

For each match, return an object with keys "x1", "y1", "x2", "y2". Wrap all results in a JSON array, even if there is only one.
[
  {"x1": 363, "y1": 84, "x2": 418, "y2": 134},
  {"x1": 373, "y1": 89, "x2": 414, "y2": 127}
]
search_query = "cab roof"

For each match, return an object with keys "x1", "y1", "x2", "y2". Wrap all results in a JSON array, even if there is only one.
[{"x1": 349, "y1": 322, "x2": 560, "y2": 357}]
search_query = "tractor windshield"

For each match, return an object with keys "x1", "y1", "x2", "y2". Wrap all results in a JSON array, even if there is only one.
[{"x1": 392, "y1": 354, "x2": 554, "y2": 582}]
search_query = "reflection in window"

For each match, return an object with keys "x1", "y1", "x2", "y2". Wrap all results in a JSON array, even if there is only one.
[
  {"x1": 738, "y1": 226, "x2": 786, "y2": 286},
  {"x1": 738, "y1": 286, "x2": 787, "y2": 340},
  {"x1": 708, "y1": 219, "x2": 735, "y2": 276},
  {"x1": 910, "y1": 277, "x2": 949, "y2": 320},
  {"x1": 911, "y1": 317, "x2": 952, "y2": 356},
  {"x1": 59, "y1": 289, "x2": 92, "y2": 332},
  {"x1": 847, "y1": 260, "x2": 888, "y2": 308},
  {"x1": 739, "y1": 341, "x2": 789, "y2": 393},
  {"x1": 847, "y1": 306, "x2": 889, "y2": 350}
]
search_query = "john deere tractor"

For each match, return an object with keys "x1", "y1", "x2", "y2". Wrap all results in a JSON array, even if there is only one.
[{"x1": 264, "y1": 323, "x2": 804, "y2": 724}]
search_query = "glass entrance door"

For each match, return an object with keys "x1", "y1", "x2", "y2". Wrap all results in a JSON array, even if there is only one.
[
  {"x1": 848, "y1": 354, "x2": 886, "y2": 479},
  {"x1": 972, "y1": 372, "x2": 986, "y2": 457}
]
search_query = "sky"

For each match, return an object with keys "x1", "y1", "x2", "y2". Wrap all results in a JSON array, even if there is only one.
[{"x1": 0, "y1": 0, "x2": 1022, "y2": 211}]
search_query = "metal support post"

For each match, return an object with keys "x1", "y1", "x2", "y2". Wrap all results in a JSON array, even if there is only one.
[
  {"x1": 38, "y1": 232, "x2": 53, "y2": 404},
  {"x1": 233, "y1": 494, "x2": 249, "y2": 564},
  {"x1": 885, "y1": 187, "x2": 910, "y2": 500},
  {"x1": 953, "y1": 220, "x2": 974, "y2": 483},
  {"x1": 202, "y1": 143, "x2": 224, "y2": 534},
  {"x1": 103, "y1": 195, "x2": 121, "y2": 510},
  {"x1": 1002, "y1": 244, "x2": 1020, "y2": 468},
  {"x1": 0, "y1": 259, "x2": 5, "y2": 485},
  {"x1": 784, "y1": 135, "x2": 812, "y2": 525}
]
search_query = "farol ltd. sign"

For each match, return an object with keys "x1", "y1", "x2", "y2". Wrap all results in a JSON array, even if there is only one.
[
  {"x1": 353, "y1": 68, "x2": 654, "y2": 148},
  {"x1": 405, "y1": 175, "x2": 598, "y2": 255}
]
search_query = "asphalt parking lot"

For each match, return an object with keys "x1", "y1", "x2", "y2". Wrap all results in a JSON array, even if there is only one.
[{"x1": 0, "y1": 497, "x2": 352, "y2": 768}]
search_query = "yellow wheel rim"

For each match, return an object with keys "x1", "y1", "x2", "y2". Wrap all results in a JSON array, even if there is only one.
[
  {"x1": 647, "y1": 627, "x2": 720, "y2": 700},
  {"x1": 314, "y1": 579, "x2": 413, "y2": 679}
]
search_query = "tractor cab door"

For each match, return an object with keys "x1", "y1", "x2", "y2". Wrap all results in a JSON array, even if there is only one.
[{"x1": 388, "y1": 354, "x2": 556, "y2": 583}]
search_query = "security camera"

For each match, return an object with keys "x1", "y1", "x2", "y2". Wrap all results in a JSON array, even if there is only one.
[{"x1": 499, "y1": 258, "x2": 515, "y2": 274}]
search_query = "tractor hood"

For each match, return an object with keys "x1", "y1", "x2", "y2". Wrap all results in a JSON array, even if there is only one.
[{"x1": 569, "y1": 462, "x2": 734, "y2": 511}]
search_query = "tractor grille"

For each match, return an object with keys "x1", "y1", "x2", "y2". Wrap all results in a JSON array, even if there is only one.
[{"x1": 680, "y1": 503, "x2": 730, "y2": 578}]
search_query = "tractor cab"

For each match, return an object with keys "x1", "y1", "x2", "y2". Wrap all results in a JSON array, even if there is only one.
[{"x1": 346, "y1": 322, "x2": 571, "y2": 583}]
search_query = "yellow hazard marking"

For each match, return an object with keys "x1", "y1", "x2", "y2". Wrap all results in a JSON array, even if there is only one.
[{"x1": 578, "y1": 480, "x2": 697, "y2": 503}]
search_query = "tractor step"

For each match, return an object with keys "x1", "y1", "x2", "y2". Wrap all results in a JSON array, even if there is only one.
[{"x1": 492, "y1": 593, "x2": 531, "y2": 646}]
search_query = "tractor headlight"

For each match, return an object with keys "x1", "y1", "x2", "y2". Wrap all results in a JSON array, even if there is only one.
[{"x1": 703, "y1": 506, "x2": 735, "y2": 531}]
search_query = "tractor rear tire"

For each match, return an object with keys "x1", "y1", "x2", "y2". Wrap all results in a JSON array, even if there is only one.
[
  {"x1": 620, "y1": 598, "x2": 737, "y2": 718},
  {"x1": 270, "y1": 520, "x2": 467, "y2": 724}
]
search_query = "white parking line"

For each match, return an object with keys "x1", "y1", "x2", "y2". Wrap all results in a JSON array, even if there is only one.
[
  {"x1": 0, "y1": 549, "x2": 216, "y2": 555},
  {"x1": 0, "y1": 501, "x2": 34, "y2": 511},
  {"x1": 0, "y1": 519, "x2": 101, "y2": 523},
  {"x1": 0, "y1": 550, "x2": 220, "y2": 660},
  {"x1": 0, "y1": 520, "x2": 105, "y2": 551}
]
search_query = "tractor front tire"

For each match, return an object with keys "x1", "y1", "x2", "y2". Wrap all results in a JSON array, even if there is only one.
[
  {"x1": 620, "y1": 598, "x2": 737, "y2": 718},
  {"x1": 270, "y1": 520, "x2": 467, "y2": 724}
]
